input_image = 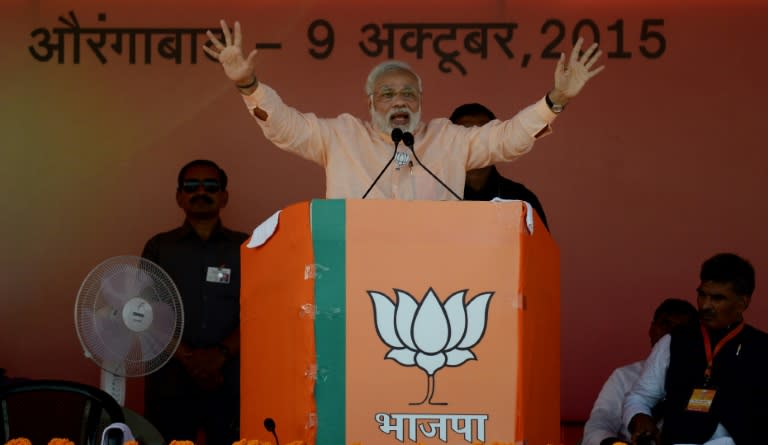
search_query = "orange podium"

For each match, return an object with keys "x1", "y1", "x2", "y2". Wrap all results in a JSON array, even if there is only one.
[{"x1": 240, "y1": 199, "x2": 560, "y2": 445}]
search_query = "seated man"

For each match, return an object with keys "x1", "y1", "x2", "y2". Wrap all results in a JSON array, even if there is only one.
[
  {"x1": 449, "y1": 103, "x2": 549, "y2": 229},
  {"x1": 624, "y1": 253, "x2": 768, "y2": 445},
  {"x1": 582, "y1": 298, "x2": 698, "y2": 445}
]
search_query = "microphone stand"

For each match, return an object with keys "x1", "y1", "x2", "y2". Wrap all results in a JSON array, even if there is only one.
[
  {"x1": 402, "y1": 132, "x2": 462, "y2": 200},
  {"x1": 362, "y1": 128, "x2": 403, "y2": 199}
]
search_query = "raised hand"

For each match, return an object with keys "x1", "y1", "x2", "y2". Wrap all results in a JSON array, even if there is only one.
[
  {"x1": 204, "y1": 20, "x2": 259, "y2": 89},
  {"x1": 549, "y1": 36, "x2": 605, "y2": 105}
]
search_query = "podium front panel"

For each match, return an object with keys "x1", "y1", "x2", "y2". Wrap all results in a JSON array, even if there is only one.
[{"x1": 241, "y1": 199, "x2": 559, "y2": 445}]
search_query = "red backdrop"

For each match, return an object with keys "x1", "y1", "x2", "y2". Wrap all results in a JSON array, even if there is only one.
[{"x1": 1, "y1": 0, "x2": 767, "y2": 427}]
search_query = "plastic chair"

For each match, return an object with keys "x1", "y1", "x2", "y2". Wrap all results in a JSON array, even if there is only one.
[{"x1": 1, "y1": 379, "x2": 125, "y2": 445}]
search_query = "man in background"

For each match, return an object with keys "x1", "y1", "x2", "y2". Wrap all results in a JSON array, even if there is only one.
[
  {"x1": 625, "y1": 253, "x2": 768, "y2": 445},
  {"x1": 582, "y1": 298, "x2": 698, "y2": 445},
  {"x1": 449, "y1": 103, "x2": 549, "y2": 229},
  {"x1": 142, "y1": 159, "x2": 248, "y2": 444}
]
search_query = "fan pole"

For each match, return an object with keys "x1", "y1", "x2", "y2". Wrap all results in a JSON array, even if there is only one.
[{"x1": 101, "y1": 368, "x2": 126, "y2": 406}]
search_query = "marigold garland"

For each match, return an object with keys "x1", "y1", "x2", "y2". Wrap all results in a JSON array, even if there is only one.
[
  {"x1": 4, "y1": 438, "x2": 521, "y2": 445},
  {"x1": 231, "y1": 441, "x2": 306, "y2": 445}
]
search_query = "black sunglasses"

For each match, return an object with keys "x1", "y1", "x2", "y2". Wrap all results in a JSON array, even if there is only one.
[{"x1": 181, "y1": 179, "x2": 222, "y2": 193}]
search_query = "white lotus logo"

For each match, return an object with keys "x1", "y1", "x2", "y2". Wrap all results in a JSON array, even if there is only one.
[{"x1": 368, "y1": 287, "x2": 494, "y2": 405}]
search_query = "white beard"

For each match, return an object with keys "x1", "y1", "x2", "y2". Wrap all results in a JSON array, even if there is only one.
[{"x1": 371, "y1": 105, "x2": 421, "y2": 134}]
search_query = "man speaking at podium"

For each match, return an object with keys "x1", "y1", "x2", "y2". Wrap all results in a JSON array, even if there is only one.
[{"x1": 205, "y1": 20, "x2": 604, "y2": 200}]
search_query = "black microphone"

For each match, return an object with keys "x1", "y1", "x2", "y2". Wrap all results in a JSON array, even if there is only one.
[
  {"x1": 264, "y1": 417, "x2": 280, "y2": 445},
  {"x1": 391, "y1": 127, "x2": 403, "y2": 145},
  {"x1": 401, "y1": 131, "x2": 462, "y2": 200},
  {"x1": 362, "y1": 128, "x2": 403, "y2": 199}
]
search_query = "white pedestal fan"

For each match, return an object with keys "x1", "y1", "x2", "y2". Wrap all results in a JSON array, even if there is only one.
[{"x1": 74, "y1": 255, "x2": 184, "y2": 405}]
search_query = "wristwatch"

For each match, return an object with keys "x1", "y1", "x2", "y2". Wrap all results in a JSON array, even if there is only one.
[{"x1": 545, "y1": 93, "x2": 565, "y2": 113}]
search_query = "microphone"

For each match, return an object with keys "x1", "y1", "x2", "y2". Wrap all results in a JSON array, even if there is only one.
[
  {"x1": 264, "y1": 417, "x2": 280, "y2": 445},
  {"x1": 391, "y1": 127, "x2": 403, "y2": 145},
  {"x1": 401, "y1": 131, "x2": 462, "y2": 200},
  {"x1": 362, "y1": 128, "x2": 403, "y2": 199}
]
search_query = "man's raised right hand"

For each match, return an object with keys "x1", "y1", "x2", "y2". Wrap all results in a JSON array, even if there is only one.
[{"x1": 204, "y1": 20, "x2": 260, "y2": 93}]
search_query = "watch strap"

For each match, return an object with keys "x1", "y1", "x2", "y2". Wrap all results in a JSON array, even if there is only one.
[{"x1": 545, "y1": 93, "x2": 565, "y2": 113}]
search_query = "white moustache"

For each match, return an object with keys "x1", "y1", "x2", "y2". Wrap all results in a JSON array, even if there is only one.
[
  {"x1": 371, "y1": 106, "x2": 421, "y2": 134},
  {"x1": 387, "y1": 107, "x2": 411, "y2": 120}
]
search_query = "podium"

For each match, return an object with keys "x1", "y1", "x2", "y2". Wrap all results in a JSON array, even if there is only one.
[{"x1": 240, "y1": 200, "x2": 560, "y2": 445}]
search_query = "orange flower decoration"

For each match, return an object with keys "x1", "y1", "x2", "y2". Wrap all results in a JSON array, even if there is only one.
[
  {"x1": 5, "y1": 438, "x2": 32, "y2": 445},
  {"x1": 124, "y1": 441, "x2": 139, "y2": 445},
  {"x1": 47, "y1": 439, "x2": 75, "y2": 445},
  {"x1": 231, "y1": 440, "x2": 305, "y2": 445},
  {"x1": 168, "y1": 441, "x2": 196, "y2": 445}
]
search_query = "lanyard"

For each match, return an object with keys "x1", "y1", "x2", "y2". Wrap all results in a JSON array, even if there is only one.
[{"x1": 700, "y1": 322, "x2": 744, "y2": 383}]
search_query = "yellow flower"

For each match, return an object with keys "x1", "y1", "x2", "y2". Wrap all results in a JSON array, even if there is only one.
[
  {"x1": 5, "y1": 438, "x2": 32, "y2": 445},
  {"x1": 48, "y1": 439, "x2": 75, "y2": 445}
]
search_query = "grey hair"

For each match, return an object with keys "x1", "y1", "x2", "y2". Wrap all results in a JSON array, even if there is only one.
[{"x1": 364, "y1": 60, "x2": 423, "y2": 96}]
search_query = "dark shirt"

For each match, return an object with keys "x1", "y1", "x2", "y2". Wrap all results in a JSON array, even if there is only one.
[
  {"x1": 663, "y1": 323, "x2": 768, "y2": 445},
  {"x1": 141, "y1": 220, "x2": 249, "y2": 347},
  {"x1": 463, "y1": 166, "x2": 549, "y2": 230},
  {"x1": 141, "y1": 220, "x2": 248, "y2": 443}
]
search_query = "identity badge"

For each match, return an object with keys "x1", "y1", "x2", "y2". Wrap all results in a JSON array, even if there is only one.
[
  {"x1": 206, "y1": 266, "x2": 231, "y2": 284},
  {"x1": 686, "y1": 388, "x2": 717, "y2": 412}
]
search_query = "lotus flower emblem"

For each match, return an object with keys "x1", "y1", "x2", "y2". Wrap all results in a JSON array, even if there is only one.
[{"x1": 368, "y1": 287, "x2": 494, "y2": 405}]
